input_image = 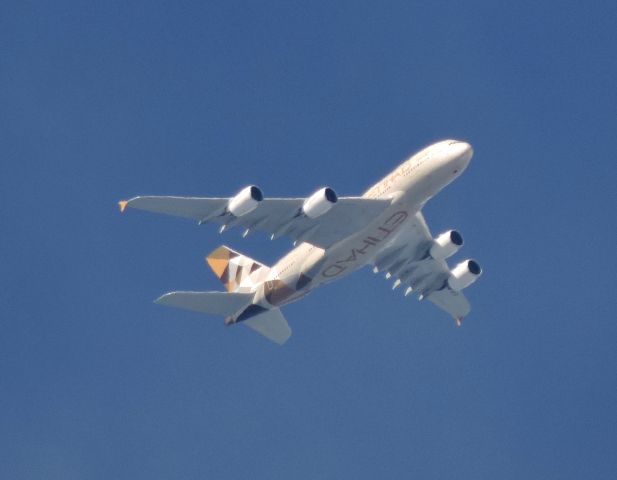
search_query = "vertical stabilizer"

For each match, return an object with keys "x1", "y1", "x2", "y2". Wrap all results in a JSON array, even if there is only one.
[{"x1": 206, "y1": 245, "x2": 270, "y2": 293}]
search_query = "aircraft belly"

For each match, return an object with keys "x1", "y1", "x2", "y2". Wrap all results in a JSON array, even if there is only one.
[
  {"x1": 315, "y1": 205, "x2": 416, "y2": 284},
  {"x1": 252, "y1": 178, "x2": 436, "y2": 307}
]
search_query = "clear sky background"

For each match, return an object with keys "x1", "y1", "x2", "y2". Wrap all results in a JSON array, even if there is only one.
[{"x1": 2, "y1": 1, "x2": 616, "y2": 478}]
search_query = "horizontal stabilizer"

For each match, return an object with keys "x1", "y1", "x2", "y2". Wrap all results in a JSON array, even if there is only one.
[
  {"x1": 243, "y1": 308, "x2": 292, "y2": 345},
  {"x1": 155, "y1": 291, "x2": 253, "y2": 317}
]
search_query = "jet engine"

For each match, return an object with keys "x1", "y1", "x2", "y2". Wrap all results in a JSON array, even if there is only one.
[
  {"x1": 302, "y1": 187, "x2": 338, "y2": 218},
  {"x1": 228, "y1": 185, "x2": 263, "y2": 217},
  {"x1": 447, "y1": 259, "x2": 482, "y2": 291},
  {"x1": 430, "y1": 230, "x2": 463, "y2": 260}
]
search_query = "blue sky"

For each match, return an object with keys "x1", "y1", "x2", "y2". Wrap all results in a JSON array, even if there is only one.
[{"x1": 2, "y1": 1, "x2": 616, "y2": 478}]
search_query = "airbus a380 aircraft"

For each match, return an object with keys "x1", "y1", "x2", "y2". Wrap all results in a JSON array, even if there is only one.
[{"x1": 120, "y1": 139, "x2": 482, "y2": 344}]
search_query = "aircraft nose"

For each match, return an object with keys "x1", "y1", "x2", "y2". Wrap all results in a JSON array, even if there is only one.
[
  {"x1": 449, "y1": 141, "x2": 473, "y2": 171},
  {"x1": 451, "y1": 141, "x2": 473, "y2": 162}
]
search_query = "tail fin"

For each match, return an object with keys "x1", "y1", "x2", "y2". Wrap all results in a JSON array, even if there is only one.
[{"x1": 206, "y1": 245, "x2": 270, "y2": 293}]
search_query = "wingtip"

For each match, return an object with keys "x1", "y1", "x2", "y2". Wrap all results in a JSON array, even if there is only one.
[
  {"x1": 118, "y1": 200, "x2": 128, "y2": 213},
  {"x1": 154, "y1": 292, "x2": 173, "y2": 304},
  {"x1": 455, "y1": 317, "x2": 463, "y2": 327}
]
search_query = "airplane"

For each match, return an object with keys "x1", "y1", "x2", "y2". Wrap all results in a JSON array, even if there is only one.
[{"x1": 119, "y1": 139, "x2": 482, "y2": 344}]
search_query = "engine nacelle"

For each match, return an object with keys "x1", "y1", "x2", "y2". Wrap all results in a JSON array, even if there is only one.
[
  {"x1": 228, "y1": 185, "x2": 263, "y2": 217},
  {"x1": 448, "y1": 259, "x2": 482, "y2": 291},
  {"x1": 302, "y1": 187, "x2": 338, "y2": 219},
  {"x1": 430, "y1": 230, "x2": 464, "y2": 260}
]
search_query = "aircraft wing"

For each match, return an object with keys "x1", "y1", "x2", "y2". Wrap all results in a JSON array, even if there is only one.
[
  {"x1": 120, "y1": 195, "x2": 391, "y2": 248},
  {"x1": 371, "y1": 211, "x2": 472, "y2": 324}
]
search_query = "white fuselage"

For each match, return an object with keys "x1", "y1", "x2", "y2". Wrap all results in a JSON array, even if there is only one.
[{"x1": 253, "y1": 140, "x2": 473, "y2": 309}]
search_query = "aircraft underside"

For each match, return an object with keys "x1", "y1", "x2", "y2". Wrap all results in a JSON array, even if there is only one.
[{"x1": 121, "y1": 139, "x2": 482, "y2": 344}]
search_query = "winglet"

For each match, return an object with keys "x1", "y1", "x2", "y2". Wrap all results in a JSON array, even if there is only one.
[
  {"x1": 118, "y1": 200, "x2": 128, "y2": 213},
  {"x1": 455, "y1": 317, "x2": 463, "y2": 327}
]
